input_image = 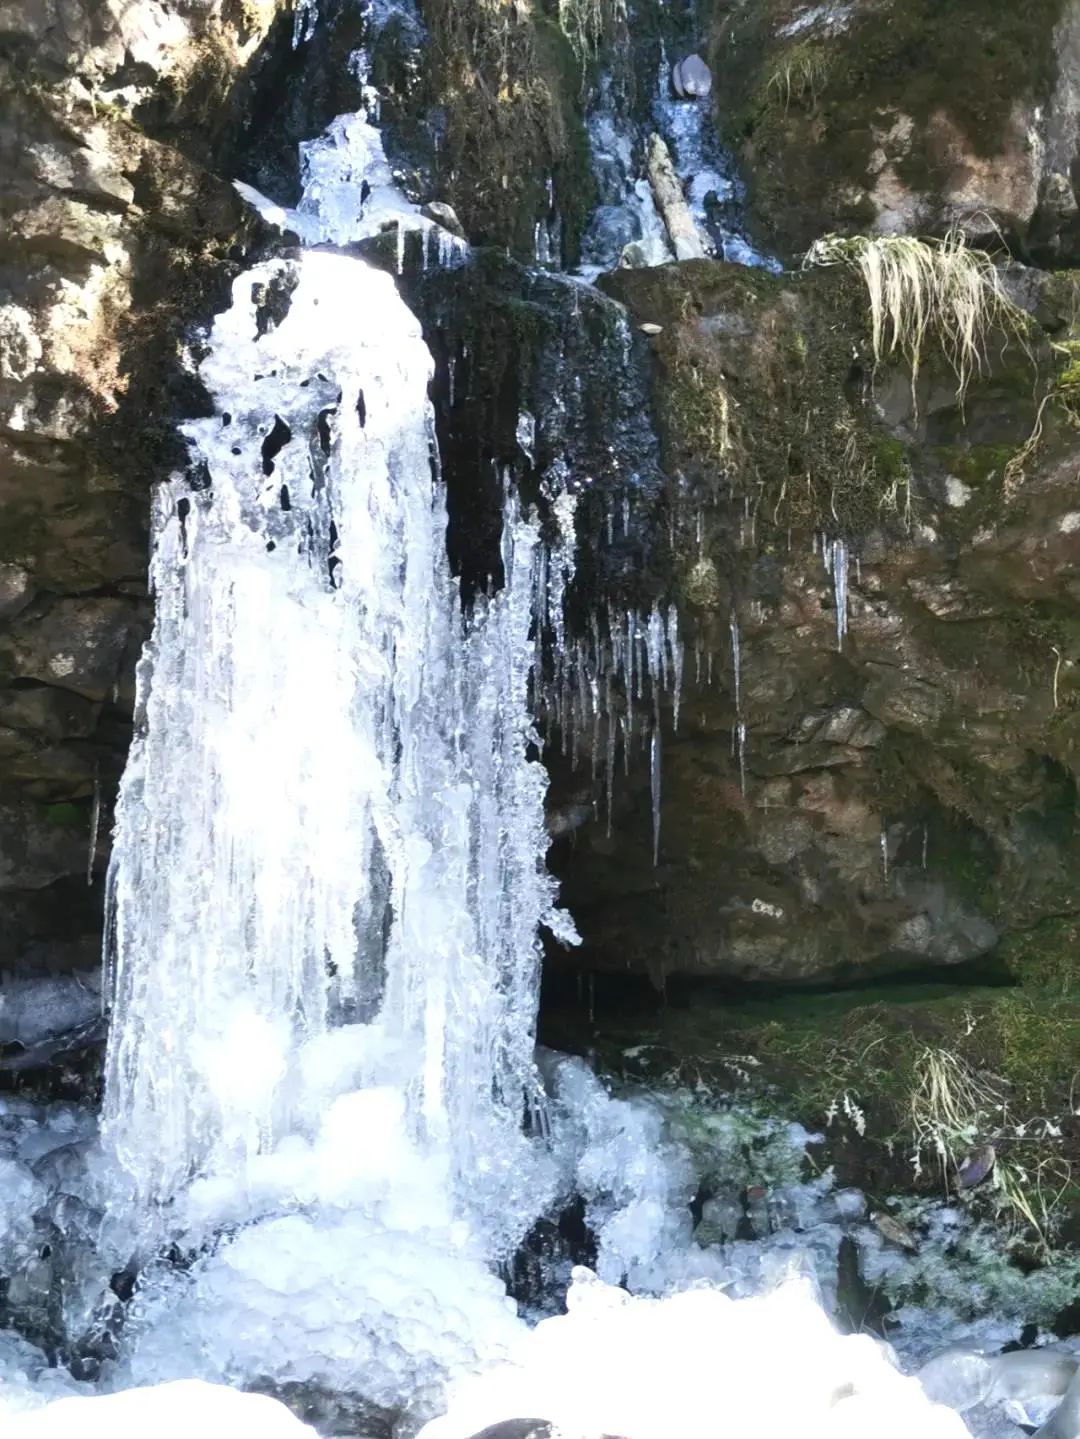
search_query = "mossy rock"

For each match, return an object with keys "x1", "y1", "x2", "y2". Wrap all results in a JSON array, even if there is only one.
[
  {"x1": 709, "y1": 0, "x2": 1070, "y2": 261},
  {"x1": 417, "y1": 0, "x2": 594, "y2": 261},
  {"x1": 601, "y1": 258, "x2": 915, "y2": 544}
]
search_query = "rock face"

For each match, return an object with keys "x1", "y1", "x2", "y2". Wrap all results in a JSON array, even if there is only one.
[
  {"x1": 708, "y1": 0, "x2": 1080, "y2": 263},
  {"x1": 0, "y1": 0, "x2": 284, "y2": 973},
  {"x1": 544, "y1": 258, "x2": 1080, "y2": 987}
]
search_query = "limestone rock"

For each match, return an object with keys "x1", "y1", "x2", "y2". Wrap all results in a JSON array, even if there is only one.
[
  {"x1": 0, "y1": 0, "x2": 282, "y2": 977},
  {"x1": 549, "y1": 258, "x2": 1080, "y2": 986}
]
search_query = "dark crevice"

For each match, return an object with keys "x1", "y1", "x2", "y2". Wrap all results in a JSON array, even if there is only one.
[{"x1": 260, "y1": 414, "x2": 293, "y2": 474}]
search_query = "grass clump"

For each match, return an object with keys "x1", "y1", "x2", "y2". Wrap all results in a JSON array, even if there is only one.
[
  {"x1": 905, "y1": 1044, "x2": 1071, "y2": 1251},
  {"x1": 763, "y1": 40, "x2": 829, "y2": 113},
  {"x1": 1002, "y1": 335, "x2": 1080, "y2": 496},
  {"x1": 805, "y1": 228, "x2": 1033, "y2": 412}
]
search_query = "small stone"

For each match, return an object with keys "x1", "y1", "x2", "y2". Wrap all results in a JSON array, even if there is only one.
[
  {"x1": 618, "y1": 239, "x2": 651, "y2": 269},
  {"x1": 639, "y1": 322, "x2": 663, "y2": 335},
  {"x1": 871, "y1": 1210, "x2": 919, "y2": 1253},
  {"x1": 672, "y1": 53, "x2": 712, "y2": 98}
]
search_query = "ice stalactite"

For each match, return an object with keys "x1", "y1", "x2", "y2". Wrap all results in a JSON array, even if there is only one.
[{"x1": 823, "y1": 536, "x2": 850, "y2": 651}]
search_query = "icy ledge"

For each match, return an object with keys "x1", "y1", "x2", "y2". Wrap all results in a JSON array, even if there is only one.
[
  {"x1": 1, "y1": 1278, "x2": 972, "y2": 1439},
  {"x1": 419, "y1": 1270, "x2": 972, "y2": 1439},
  {"x1": 2, "y1": 1380, "x2": 316, "y2": 1437}
]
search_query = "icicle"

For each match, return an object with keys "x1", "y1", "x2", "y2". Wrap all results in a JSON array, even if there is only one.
[
  {"x1": 880, "y1": 826, "x2": 890, "y2": 883},
  {"x1": 395, "y1": 219, "x2": 405, "y2": 275},
  {"x1": 646, "y1": 604, "x2": 665, "y2": 698},
  {"x1": 86, "y1": 765, "x2": 101, "y2": 886},
  {"x1": 605, "y1": 677, "x2": 616, "y2": 837},
  {"x1": 736, "y1": 721, "x2": 747, "y2": 796},
  {"x1": 729, "y1": 612, "x2": 742, "y2": 718},
  {"x1": 292, "y1": 0, "x2": 318, "y2": 47},
  {"x1": 667, "y1": 604, "x2": 683, "y2": 731},
  {"x1": 832, "y1": 538, "x2": 849, "y2": 651},
  {"x1": 650, "y1": 724, "x2": 661, "y2": 866},
  {"x1": 922, "y1": 825, "x2": 928, "y2": 871},
  {"x1": 448, "y1": 356, "x2": 456, "y2": 408},
  {"x1": 625, "y1": 611, "x2": 635, "y2": 733},
  {"x1": 516, "y1": 411, "x2": 536, "y2": 465}
]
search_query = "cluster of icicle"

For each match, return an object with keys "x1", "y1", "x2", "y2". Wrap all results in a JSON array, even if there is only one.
[{"x1": 532, "y1": 588, "x2": 683, "y2": 865}]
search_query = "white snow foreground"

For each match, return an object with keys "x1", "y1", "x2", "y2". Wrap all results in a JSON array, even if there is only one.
[
  {"x1": 418, "y1": 1270, "x2": 974, "y2": 1439},
  {"x1": 2, "y1": 1379, "x2": 317, "y2": 1437}
]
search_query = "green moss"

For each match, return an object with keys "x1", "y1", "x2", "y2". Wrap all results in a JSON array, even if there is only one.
[
  {"x1": 999, "y1": 919, "x2": 1080, "y2": 997},
  {"x1": 44, "y1": 802, "x2": 83, "y2": 829}
]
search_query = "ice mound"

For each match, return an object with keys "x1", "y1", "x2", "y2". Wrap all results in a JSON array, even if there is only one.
[
  {"x1": 117, "y1": 1208, "x2": 526, "y2": 1414},
  {"x1": 3, "y1": 1379, "x2": 316, "y2": 1437},
  {"x1": 0, "y1": 1331, "x2": 87, "y2": 1415},
  {"x1": 419, "y1": 1269, "x2": 973, "y2": 1439}
]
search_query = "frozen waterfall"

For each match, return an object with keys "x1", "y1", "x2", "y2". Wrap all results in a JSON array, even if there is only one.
[{"x1": 102, "y1": 249, "x2": 574, "y2": 1253}]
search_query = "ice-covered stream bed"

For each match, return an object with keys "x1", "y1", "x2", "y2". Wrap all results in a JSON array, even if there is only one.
[{"x1": 1, "y1": 1057, "x2": 1079, "y2": 1437}]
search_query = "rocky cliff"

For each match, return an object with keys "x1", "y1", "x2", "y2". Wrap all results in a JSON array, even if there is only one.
[{"x1": 3, "y1": 0, "x2": 1080, "y2": 1029}]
